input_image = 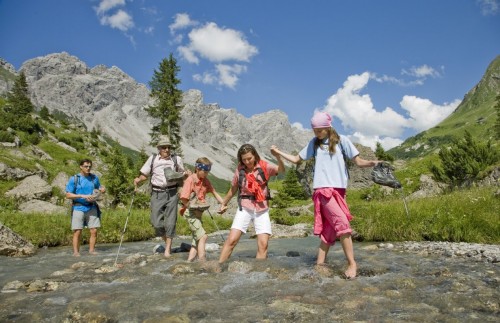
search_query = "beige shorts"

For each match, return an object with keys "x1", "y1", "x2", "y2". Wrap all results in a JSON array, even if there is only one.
[
  {"x1": 71, "y1": 207, "x2": 100, "y2": 230},
  {"x1": 184, "y1": 209, "x2": 206, "y2": 246}
]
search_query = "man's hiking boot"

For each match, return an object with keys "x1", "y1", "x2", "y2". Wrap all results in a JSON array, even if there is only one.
[
  {"x1": 371, "y1": 162, "x2": 402, "y2": 189},
  {"x1": 164, "y1": 168, "x2": 184, "y2": 184}
]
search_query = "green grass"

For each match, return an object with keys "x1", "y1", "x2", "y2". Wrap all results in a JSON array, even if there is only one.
[
  {"x1": 349, "y1": 186, "x2": 500, "y2": 243},
  {"x1": 0, "y1": 208, "x2": 233, "y2": 248},
  {"x1": 1, "y1": 185, "x2": 498, "y2": 247}
]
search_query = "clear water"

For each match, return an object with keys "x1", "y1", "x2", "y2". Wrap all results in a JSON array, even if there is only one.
[{"x1": 1, "y1": 236, "x2": 498, "y2": 322}]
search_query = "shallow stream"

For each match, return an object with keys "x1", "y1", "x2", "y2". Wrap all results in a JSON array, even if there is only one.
[{"x1": 1, "y1": 236, "x2": 498, "y2": 322}]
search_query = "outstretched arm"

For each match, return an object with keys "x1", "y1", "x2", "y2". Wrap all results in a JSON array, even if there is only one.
[
  {"x1": 270, "y1": 145, "x2": 302, "y2": 165},
  {"x1": 352, "y1": 155, "x2": 380, "y2": 168}
]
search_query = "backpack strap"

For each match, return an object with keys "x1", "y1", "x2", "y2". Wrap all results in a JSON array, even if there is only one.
[
  {"x1": 312, "y1": 139, "x2": 350, "y2": 179},
  {"x1": 237, "y1": 163, "x2": 272, "y2": 211},
  {"x1": 338, "y1": 140, "x2": 350, "y2": 179}
]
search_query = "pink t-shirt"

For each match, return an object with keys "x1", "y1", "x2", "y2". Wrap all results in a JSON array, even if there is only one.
[
  {"x1": 180, "y1": 173, "x2": 214, "y2": 202},
  {"x1": 231, "y1": 161, "x2": 278, "y2": 213}
]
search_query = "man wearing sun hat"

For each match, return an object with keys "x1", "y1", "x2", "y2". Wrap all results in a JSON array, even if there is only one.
[{"x1": 134, "y1": 135, "x2": 190, "y2": 257}]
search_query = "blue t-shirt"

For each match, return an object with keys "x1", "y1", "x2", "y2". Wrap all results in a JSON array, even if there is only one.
[
  {"x1": 299, "y1": 135, "x2": 359, "y2": 189},
  {"x1": 66, "y1": 174, "x2": 101, "y2": 212}
]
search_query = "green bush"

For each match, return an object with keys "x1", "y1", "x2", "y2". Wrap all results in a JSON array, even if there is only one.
[{"x1": 0, "y1": 130, "x2": 15, "y2": 142}]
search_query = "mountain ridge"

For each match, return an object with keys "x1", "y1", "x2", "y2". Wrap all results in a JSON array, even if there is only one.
[{"x1": 1, "y1": 52, "x2": 311, "y2": 180}]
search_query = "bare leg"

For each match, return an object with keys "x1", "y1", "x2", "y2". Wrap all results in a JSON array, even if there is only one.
[
  {"x1": 163, "y1": 236, "x2": 173, "y2": 257},
  {"x1": 89, "y1": 228, "x2": 98, "y2": 254},
  {"x1": 72, "y1": 229, "x2": 82, "y2": 256},
  {"x1": 340, "y1": 234, "x2": 357, "y2": 279},
  {"x1": 316, "y1": 240, "x2": 330, "y2": 265},
  {"x1": 197, "y1": 234, "x2": 208, "y2": 261},
  {"x1": 256, "y1": 233, "x2": 270, "y2": 259},
  {"x1": 187, "y1": 245, "x2": 197, "y2": 261},
  {"x1": 218, "y1": 229, "x2": 242, "y2": 263}
]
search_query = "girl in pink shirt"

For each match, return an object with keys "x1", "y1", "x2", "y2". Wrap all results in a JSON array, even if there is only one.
[{"x1": 218, "y1": 144, "x2": 285, "y2": 263}]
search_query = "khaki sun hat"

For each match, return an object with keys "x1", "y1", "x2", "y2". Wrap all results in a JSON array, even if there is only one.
[{"x1": 157, "y1": 135, "x2": 172, "y2": 147}]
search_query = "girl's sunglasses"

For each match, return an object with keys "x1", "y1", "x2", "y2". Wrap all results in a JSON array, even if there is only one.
[{"x1": 195, "y1": 163, "x2": 211, "y2": 171}]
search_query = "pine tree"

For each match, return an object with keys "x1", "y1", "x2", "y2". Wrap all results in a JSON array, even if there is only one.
[
  {"x1": 146, "y1": 54, "x2": 183, "y2": 154},
  {"x1": 6, "y1": 71, "x2": 33, "y2": 116},
  {"x1": 106, "y1": 145, "x2": 132, "y2": 207},
  {"x1": 281, "y1": 168, "x2": 308, "y2": 200},
  {"x1": 430, "y1": 130, "x2": 499, "y2": 187},
  {"x1": 375, "y1": 142, "x2": 395, "y2": 162}
]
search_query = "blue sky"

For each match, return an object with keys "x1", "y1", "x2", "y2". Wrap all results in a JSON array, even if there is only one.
[{"x1": 1, "y1": 0, "x2": 499, "y2": 150}]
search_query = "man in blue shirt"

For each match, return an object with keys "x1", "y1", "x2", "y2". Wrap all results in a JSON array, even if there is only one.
[{"x1": 66, "y1": 159, "x2": 106, "y2": 257}]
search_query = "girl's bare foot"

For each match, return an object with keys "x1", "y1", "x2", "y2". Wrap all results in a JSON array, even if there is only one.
[
  {"x1": 89, "y1": 251, "x2": 98, "y2": 255},
  {"x1": 73, "y1": 252, "x2": 80, "y2": 257},
  {"x1": 164, "y1": 251, "x2": 171, "y2": 258}
]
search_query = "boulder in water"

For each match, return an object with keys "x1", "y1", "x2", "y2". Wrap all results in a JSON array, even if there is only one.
[{"x1": 0, "y1": 222, "x2": 36, "y2": 257}]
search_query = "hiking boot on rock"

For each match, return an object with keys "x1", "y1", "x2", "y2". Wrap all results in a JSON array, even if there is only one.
[{"x1": 371, "y1": 162, "x2": 402, "y2": 189}]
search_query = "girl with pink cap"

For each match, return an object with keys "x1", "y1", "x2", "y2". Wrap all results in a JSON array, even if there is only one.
[{"x1": 271, "y1": 111, "x2": 380, "y2": 279}]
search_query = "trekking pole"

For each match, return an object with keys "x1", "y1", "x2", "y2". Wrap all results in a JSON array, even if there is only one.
[
  {"x1": 398, "y1": 188, "x2": 410, "y2": 219},
  {"x1": 114, "y1": 191, "x2": 135, "y2": 267},
  {"x1": 206, "y1": 208, "x2": 225, "y2": 243}
]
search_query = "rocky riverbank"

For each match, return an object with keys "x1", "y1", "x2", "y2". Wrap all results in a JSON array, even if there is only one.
[{"x1": 376, "y1": 241, "x2": 499, "y2": 264}]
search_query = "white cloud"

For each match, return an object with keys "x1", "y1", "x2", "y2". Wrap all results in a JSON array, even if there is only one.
[
  {"x1": 95, "y1": 0, "x2": 125, "y2": 15},
  {"x1": 184, "y1": 22, "x2": 258, "y2": 63},
  {"x1": 402, "y1": 64, "x2": 441, "y2": 78},
  {"x1": 400, "y1": 96, "x2": 460, "y2": 131},
  {"x1": 477, "y1": 0, "x2": 499, "y2": 15},
  {"x1": 178, "y1": 46, "x2": 199, "y2": 64},
  {"x1": 99, "y1": 9, "x2": 134, "y2": 31},
  {"x1": 173, "y1": 17, "x2": 258, "y2": 89},
  {"x1": 325, "y1": 72, "x2": 408, "y2": 138},
  {"x1": 320, "y1": 72, "x2": 460, "y2": 150},
  {"x1": 292, "y1": 122, "x2": 306, "y2": 131},
  {"x1": 215, "y1": 64, "x2": 247, "y2": 89},
  {"x1": 193, "y1": 72, "x2": 217, "y2": 85},
  {"x1": 348, "y1": 132, "x2": 403, "y2": 151},
  {"x1": 169, "y1": 13, "x2": 198, "y2": 34}
]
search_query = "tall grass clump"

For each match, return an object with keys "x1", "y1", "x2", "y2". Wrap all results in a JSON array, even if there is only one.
[{"x1": 350, "y1": 186, "x2": 499, "y2": 243}]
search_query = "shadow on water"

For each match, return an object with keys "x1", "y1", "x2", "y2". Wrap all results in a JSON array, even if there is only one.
[{"x1": 0, "y1": 236, "x2": 498, "y2": 322}]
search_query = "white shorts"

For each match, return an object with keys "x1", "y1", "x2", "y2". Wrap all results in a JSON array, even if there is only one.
[{"x1": 231, "y1": 208, "x2": 272, "y2": 235}]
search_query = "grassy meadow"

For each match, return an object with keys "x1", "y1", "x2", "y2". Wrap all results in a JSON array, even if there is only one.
[{"x1": 1, "y1": 185, "x2": 498, "y2": 248}]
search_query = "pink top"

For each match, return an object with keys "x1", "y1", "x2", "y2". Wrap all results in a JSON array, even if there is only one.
[
  {"x1": 180, "y1": 174, "x2": 214, "y2": 202},
  {"x1": 231, "y1": 161, "x2": 279, "y2": 213}
]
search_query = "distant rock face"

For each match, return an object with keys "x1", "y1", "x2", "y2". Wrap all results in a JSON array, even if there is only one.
[
  {"x1": 16, "y1": 52, "x2": 315, "y2": 179},
  {"x1": 2, "y1": 52, "x2": 374, "y2": 180}
]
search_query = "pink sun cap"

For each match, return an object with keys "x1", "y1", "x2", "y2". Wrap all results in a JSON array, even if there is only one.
[{"x1": 310, "y1": 111, "x2": 332, "y2": 129}]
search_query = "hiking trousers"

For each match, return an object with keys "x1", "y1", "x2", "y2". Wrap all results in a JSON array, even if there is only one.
[{"x1": 150, "y1": 189, "x2": 179, "y2": 238}]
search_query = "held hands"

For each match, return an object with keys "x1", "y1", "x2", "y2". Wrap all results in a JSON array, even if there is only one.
[
  {"x1": 270, "y1": 145, "x2": 281, "y2": 158},
  {"x1": 218, "y1": 204, "x2": 228, "y2": 214}
]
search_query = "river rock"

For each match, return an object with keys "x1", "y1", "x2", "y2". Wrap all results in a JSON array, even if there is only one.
[{"x1": 0, "y1": 222, "x2": 36, "y2": 257}]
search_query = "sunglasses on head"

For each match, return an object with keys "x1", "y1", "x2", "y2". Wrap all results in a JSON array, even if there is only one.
[{"x1": 195, "y1": 163, "x2": 211, "y2": 171}]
